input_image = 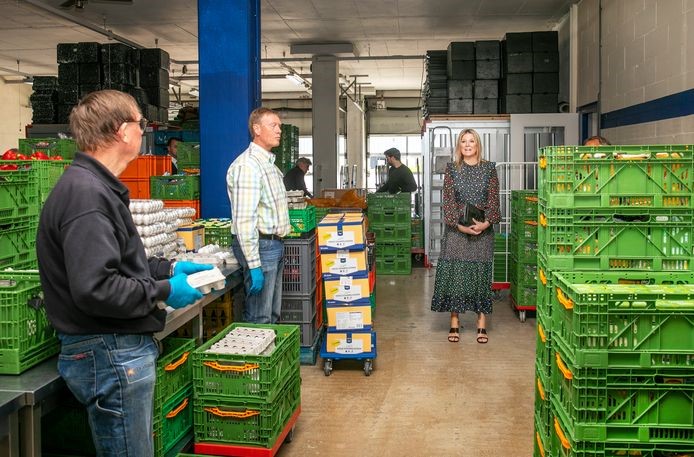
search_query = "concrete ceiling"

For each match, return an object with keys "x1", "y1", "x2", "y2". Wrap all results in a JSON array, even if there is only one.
[{"x1": 0, "y1": 0, "x2": 574, "y2": 99}]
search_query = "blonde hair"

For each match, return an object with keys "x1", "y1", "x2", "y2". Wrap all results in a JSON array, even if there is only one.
[
  {"x1": 70, "y1": 90, "x2": 140, "y2": 152},
  {"x1": 454, "y1": 128, "x2": 483, "y2": 168},
  {"x1": 248, "y1": 107, "x2": 279, "y2": 138}
]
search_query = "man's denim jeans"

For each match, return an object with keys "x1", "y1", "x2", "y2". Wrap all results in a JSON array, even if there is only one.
[
  {"x1": 232, "y1": 238, "x2": 284, "y2": 323},
  {"x1": 57, "y1": 333, "x2": 158, "y2": 457}
]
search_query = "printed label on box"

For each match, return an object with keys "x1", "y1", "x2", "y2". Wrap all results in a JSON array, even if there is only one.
[
  {"x1": 334, "y1": 285, "x2": 362, "y2": 302},
  {"x1": 326, "y1": 232, "x2": 355, "y2": 249},
  {"x1": 335, "y1": 338, "x2": 364, "y2": 354},
  {"x1": 339, "y1": 276, "x2": 353, "y2": 286},
  {"x1": 336, "y1": 311, "x2": 364, "y2": 330},
  {"x1": 329, "y1": 257, "x2": 358, "y2": 275}
]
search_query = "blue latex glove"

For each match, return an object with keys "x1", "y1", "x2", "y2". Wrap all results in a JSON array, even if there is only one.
[
  {"x1": 166, "y1": 274, "x2": 203, "y2": 309},
  {"x1": 248, "y1": 267, "x2": 264, "y2": 295},
  {"x1": 173, "y1": 261, "x2": 214, "y2": 277}
]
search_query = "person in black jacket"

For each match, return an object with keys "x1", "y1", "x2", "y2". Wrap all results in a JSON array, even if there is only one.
[
  {"x1": 36, "y1": 90, "x2": 211, "y2": 457},
  {"x1": 167, "y1": 137, "x2": 182, "y2": 173},
  {"x1": 377, "y1": 147, "x2": 417, "y2": 194},
  {"x1": 283, "y1": 157, "x2": 313, "y2": 198}
]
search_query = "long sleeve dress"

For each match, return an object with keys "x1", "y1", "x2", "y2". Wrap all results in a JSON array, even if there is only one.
[{"x1": 431, "y1": 160, "x2": 501, "y2": 314}]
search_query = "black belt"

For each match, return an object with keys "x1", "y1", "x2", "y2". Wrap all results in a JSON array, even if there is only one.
[{"x1": 259, "y1": 233, "x2": 283, "y2": 241}]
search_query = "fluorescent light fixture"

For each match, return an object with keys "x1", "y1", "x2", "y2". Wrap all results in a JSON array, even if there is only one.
[{"x1": 285, "y1": 72, "x2": 305, "y2": 87}]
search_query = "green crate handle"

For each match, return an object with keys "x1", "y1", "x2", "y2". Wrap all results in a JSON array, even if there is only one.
[
  {"x1": 202, "y1": 360, "x2": 259, "y2": 372},
  {"x1": 205, "y1": 407, "x2": 260, "y2": 419},
  {"x1": 164, "y1": 351, "x2": 189, "y2": 372},
  {"x1": 166, "y1": 397, "x2": 189, "y2": 419}
]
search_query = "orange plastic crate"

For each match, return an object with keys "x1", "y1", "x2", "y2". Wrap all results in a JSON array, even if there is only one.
[
  {"x1": 163, "y1": 199, "x2": 200, "y2": 219},
  {"x1": 120, "y1": 156, "x2": 172, "y2": 179},
  {"x1": 121, "y1": 177, "x2": 150, "y2": 199}
]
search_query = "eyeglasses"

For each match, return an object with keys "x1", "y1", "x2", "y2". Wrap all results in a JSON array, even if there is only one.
[{"x1": 124, "y1": 118, "x2": 148, "y2": 132}]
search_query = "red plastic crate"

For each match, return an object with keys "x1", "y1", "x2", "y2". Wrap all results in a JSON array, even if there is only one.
[
  {"x1": 163, "y1": 199, "x2": 200, "y2": 219},
  {"x1": 121, "y1": 177, "x2": 150, "y2": 199},
  {"x1": 120, "y1": 156, "x2": 172, "y2": 179}
]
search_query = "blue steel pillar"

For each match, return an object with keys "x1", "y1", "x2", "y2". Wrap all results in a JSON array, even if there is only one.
[{"x1": 198, "y1": 0, "x2": 260, "y2": 218}]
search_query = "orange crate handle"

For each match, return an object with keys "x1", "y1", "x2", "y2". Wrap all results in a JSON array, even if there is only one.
[
  {"x1": 166, "y1": 397, "x2": 189, "y2": 419},
  {"x1": 204, "y1": 407, "x2": 260, "y2": 419},
  {"x1": 525, "y1": 196, "x2": 539, "y2": 203},
  {"x1": 164, "y1": 351, "x2": 189, "y2": 372},
  {"x1": 556, "y1": 288, "x2": 574, "y2": 310},
  {"x1": 538, "y1": 323, "x2": 546, "y2": 344},
  {"x1": 554, "y1": 417, "x2": 570, "y2": 449},
  {"x1": 539, "y1": 268, "x2": 547, "y2": 286},
  {"x1": 524, "y1": 220, "x2": 538, "y2": 226},
  {"x1": 539, "y1": 213, "x2": 547, "y2": 227},
  {"x1": 536, "y1": 432, "x2": 545, "y2": 457},
  {"x1": 536, "y1": 377, "x2": 546, "y2": 401},
  {"x1": 203, "y1": 361, "x2": 259, "y2": 372},
  {"x1": 555, "y1": 352, "x2": 573, "y2": 380},
  {"x1": 539, "y1": 156, "x2": 547, "y2": 169}
]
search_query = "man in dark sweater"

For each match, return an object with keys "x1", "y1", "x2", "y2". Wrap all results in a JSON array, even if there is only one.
[
  {"x1": 36, "y1": 90, "x2": 211, "y2": 457},
  {"x1": 283, "y1": 157, "x2": 313, "y2": 198},
  {"x1": 377, "y1": 147, "x2": 417, "y2": 193}
]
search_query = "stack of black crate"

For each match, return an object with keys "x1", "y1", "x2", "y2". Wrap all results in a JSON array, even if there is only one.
[
  {"x1": 474, "y1": 40, "x2": 500, "y2": 114},
  {"x1": 446, "y1": 42, "x2": 474, "y2": 114},
  {"x1": 101, "y1": 43, "x2": 137, "y2": 94},
  {"x1": 423, "y1": 50, "x2": 448, "y2": 116},
  {"x1": 501, "y1": 31, "x2": 559, "y2": 113},
  {"x1": 56, "y1": 42, "x2": 101, "y2": 124},
  {"x1": 138, "y1": 48, "x2": 170, "y2": 123},
  {"x1": 30, "y1": 76, "x2": 58, "y2": 124}
]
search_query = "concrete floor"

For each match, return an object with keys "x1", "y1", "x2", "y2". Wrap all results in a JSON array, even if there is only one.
[{"x1": 279, "y1": 267, "x2": 538, "y2": 457}]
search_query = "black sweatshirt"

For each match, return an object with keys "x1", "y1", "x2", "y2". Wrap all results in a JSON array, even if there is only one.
[
  {"x1": 37, "y1": 152, "x2": 172, "y2": 335},
  {"x1": 377, "y1": 164, "x2": 417, "y2": 194}
]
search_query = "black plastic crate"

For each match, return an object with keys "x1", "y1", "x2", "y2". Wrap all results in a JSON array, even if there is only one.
[
  {"x1": 475, "y1": 60, "x2": 500, "y2": 79},
  {"x1": 448, "y1": 98, "x2": 473, "y2": 114},
  {"x1": 103, "y1": 64, "x2": 134, "y2": 85},
  {"x1": 57, "y1": 86, "x2": 79, "y2": 105},
  {"x1": 158, "y1": 107, "x2": 168, "y2": 122},
  {"x1": 532, "y1": 31, "x2": 558, "y2": 53},
  {"x1": 447, "y1": 42, "x2": 475, "y2": 61},
  {"x1": 128, "y1": 48, "x2": 140, "y2": 66},
  {"x1": 501, "y1": 94, "x2": 531, "y2": 113},
  {"x1": 280, "y1": 291, "x2": 317, "y2": 323},
  {"x1": 448, "y1": 79, "x2": 473, "y2": 99},
  {"x1": 56, "y1": 105, "x2": 73, "y2": 124},
  {"x1": 78, "y1": 63, "x2": 101, "y2": 85},
  {"x1": 56, "y1": 43, "x2": 78, "y2": 64},
  {"x1": 533, "y1": 52, "x2": 559, "y2": 73},
  {"x1": 501, "y1": 73, "x2": 532, "y2": 94},
  {"x1": 475, "y1": 40, "x2": 500, "y2": 60},
  {"x1": 504, "y1": 32, "x2": 533, "y2": 53},
  {"x1": 57, "y1": 63, "x2": 79, "y2": 86},
  {"x1": 503, "y1": 53, "x2": 533, "y2": 74},
  {"x1": 533, "y1": 72, "x2": 559, "y2": 94},
  {"x1": 474, "y1": 98, "x2": 498, "y2": 114},
  {"x1": 282, "y1": 234, "x2": 317, "y2": 295},
  {"x1": 100, "y1": 43, "x2": 132, "y2": 64},
  {"x1": 32, "y1": 76, "x2": 58, "y2": 91},
  {"x1": 139, "y1": 67, "x2": 169, "y2": 87},
  {"x1": 79, "y1": 85, "x2": 101, "y2": 98},
  {"x1": 29, "y1": 92, "x2": 56, "y2": 104},
  {"x1": 101, "y1": 82, "x2": 128, "y2": 92},
  {"x1": 474, "y1": 80, "x2": 499, "y2": 99},
  {"x1": 76, "y1": 42, "x2": 100, "y2": 63},
  {"x1": 128, "y1": 86, "x2": 149, "y2": 105},
  {"x1": 448, "y1": 61, "x2": 475, "y2": 80},
  {"x1": 141, "y1": 104, "x2": 159, "y2": 122},
  {"x1": 143, "y1": 87, "x2": 169, "y2": 107},
  {"x1": 532, "y1": 93, "x2": 558, "y2": 113},
  {"x1": 140, "y1": 48, "x2": 170, "y2": 70}
]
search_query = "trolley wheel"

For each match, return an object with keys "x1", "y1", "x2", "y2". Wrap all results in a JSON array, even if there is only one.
[
  {"x1": 413, "y1": 253, "x2": 423, "y2": 263},
  {"x1": 493, "y1": 290, "x2": 502, "y2": 300},
  {"x1": 284, "y1": 426, "x2": 295, "y2": 443},
  {"x1": 363, "y1": 359, "x2": 373, "y2": 376},
  {"x1": 323, "y1": 359, "x2": 333, "y2": 376},
  {"x1": 519, "y1": 310, "x2": 526, "y2": 323}
]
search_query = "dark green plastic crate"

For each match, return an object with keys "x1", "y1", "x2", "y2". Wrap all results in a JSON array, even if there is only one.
[
  {"x1": 376, "y1": 253, "x2": 411, "y2": 275},
  {"x1": 155, "y1": 337, "x2": 196, "y2": 404},
  {"x1": 18, "y1": 138, "x2": 77, "y2": 159},
  {"x1": 0, "y1": 224, "x2": 37, "y2": 270},
  {"x1": 375, "y1": 241, "x2": 410, "y2": 258},
  {"x1": 150, "y1": 175, "x2": 200, "y2": 200},
  {"x1": 509, "y1": 234, "x2": 539, "y2": 264},
  {"x1": 512, "y1": 220, "x2": 538, "y2": 240},
  {"x1": 198, "y1": 219, "x2": 233, "y2": 247},
  {"x1": 176, "y1": 142, "x2": 200, "y2": 168},
  {"x1": 0, "y1": 271, "x2": 59, "y2": 374},
  {"x1": 192, "y1": 323, "x2": 300, "y2": 402},
  {"x1": 193, "y1": 373, "x2": 300, "y2": 448},
  {"x1": 367, "y1": 192, "x2": 411, "y2": 213},
  {"x1": 0, "y1": 165, "x2": 38, "y2": 222},
  {"x1": 370, "y1": 222, "x2": 411, "y2": 243},
  {"x1": 154, "y1": 386, "x2": 193, "y2": 457},
  {"x1": 368, "y1": 205, "x2": 411, "y2": 225},
  {"x1": 288, "y1": 206, "x2": 316, "y2": 237}
]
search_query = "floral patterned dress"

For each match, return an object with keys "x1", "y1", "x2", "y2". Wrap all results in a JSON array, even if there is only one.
[{"x1": 431, "y1": 160, "x2": 501, "y2": 314}]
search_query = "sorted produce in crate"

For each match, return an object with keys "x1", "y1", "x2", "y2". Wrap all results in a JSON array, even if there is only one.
[{"x1": 307, "y1": 197, "x2": 339, "y2": 208}]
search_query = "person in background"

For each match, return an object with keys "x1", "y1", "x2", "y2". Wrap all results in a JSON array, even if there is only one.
[
  {"x1": 283, "y1": 157, "x2": 313, "y2": 198},
  {"x1": 36, "y1": 90, "x2": 212, "y2": 457},
  {"x1": 583, "y1": 135, "x2": 611, "y2": 146},
  {"x1": 167, "y1": 137, "x2": 182, "y2": 173},
  {"x1": 431, "y1": 128, "x2": 500, "y2": 344},
  {"x1": 377, "y1": 147, "x2": 417, "y2": 193},
  {"x1": 227, "y1": 107, "x2": 290, "y2": 324}
]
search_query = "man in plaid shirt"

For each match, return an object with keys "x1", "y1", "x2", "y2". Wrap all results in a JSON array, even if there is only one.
[{"x1": 227, "y1": 107, "x2": 290, "y2": 323}]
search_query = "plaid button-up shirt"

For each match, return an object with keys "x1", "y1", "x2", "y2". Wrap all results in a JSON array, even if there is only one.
[{"x1": 226, "y1": 142, "x2": 290, "y2": 269}]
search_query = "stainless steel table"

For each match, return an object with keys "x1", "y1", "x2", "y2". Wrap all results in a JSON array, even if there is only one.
[{"x1": 0, "y1": 391, "x2": 25, "y2": 457}]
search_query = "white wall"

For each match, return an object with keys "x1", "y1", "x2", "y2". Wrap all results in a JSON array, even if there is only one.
[
  {"x1": 576, "y1": 0, "x2": 600, "y2": 108},
  {"x1": 0, "y1": 80, "x2": 33, "y2": 152}
]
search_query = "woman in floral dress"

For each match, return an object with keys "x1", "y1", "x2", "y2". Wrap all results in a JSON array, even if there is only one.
[{"x1": 431, "y1": 128, "x2": 500, "y2": 343}]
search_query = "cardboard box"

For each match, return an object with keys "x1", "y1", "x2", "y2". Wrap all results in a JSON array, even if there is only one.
[
  {"x1": 320, "y1": 249, "x2": 368, "y2": 280},
  {"x1": 177, "y1": 224, "x2": 204, "y2": 251},
  {"x1": 324, "y1": 331, "x2": 375, "y2": 354},
  {"x1": 317, "y1": 213, "x2": 365, "y2": 252},
  {"x1": 324, "y1": 276, "x2": 370, "y2": 305},
  {"x1": 326, "y1": 304, "x2": 372, "y2": 331}
]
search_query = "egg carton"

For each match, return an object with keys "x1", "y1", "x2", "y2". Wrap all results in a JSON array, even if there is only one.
[
  {"x1": 228, "y1": 327, "x2": 276, "y2": 350},
  {"x1": 186, "y1": 266, "x2": 226, "y2": 294},
  {"x1": 286, "y1": 196, "x2": 306, "y2": 203},
  {"x1": 207, "y1": 336, "x2": 266, "y2": 355},
  {"x1": 136, "y1": 222, "x2": 170, "y2": 237},
  {"x1": 174, "y1": 253, "x2": 225, "y2": 268},
  {"x1": 129, "y1": 199, "x2": 165, "y2": 214},
  {"x1": 286, "y1": 190, "x2": 304, "y2": 198},
  {"x1": 287, "y1": 202, "x2": 307, "y2": 210}
]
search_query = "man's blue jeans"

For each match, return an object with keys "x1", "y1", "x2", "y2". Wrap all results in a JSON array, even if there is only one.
[
  {"x1": 57, "y1": 333, "x2": 158, "y2": 457},
  {"x1": 232, "y1": 238, "x2": 284, "y2": 323}
]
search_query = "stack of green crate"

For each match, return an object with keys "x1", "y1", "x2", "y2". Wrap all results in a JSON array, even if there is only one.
[
  {"x1": 176, "y1": 141, "x2": 200, "y2": 171},
  {"x1": 411, "y1": 216, "x2": 424, "y2": 249},
  {"x1": 534, "y1": 145, "x2": 694, "y2": 457},
  {"x1": 18, "y1": 137, "x2": 78, "y2": 160},
  {"x1": 272, "y1": 124, "x2": 299, "y2": 174},
  {"x1": 368, "y1": 193, "x2": 412, "y2": 274},
  {"x1": 197, "y1": 218, "x2": 233, "y2": 248},
  {"x1": 509, "y1": 190, "x2": 538, "y2": 311},
  {"x1": 493, "y1": 232, "x2": 509, "y2": 283},
  {"x1": 150, "y1": 175, "x2": 200, "y2": 200}
]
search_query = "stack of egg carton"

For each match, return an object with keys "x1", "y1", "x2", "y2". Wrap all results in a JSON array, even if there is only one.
[
  {"x1": 206, "y1": 326, "x2": 276, "y2": 356},
  {"x1": 286, "y1": 190, "x2": 307, "y2": 209},
  {"x1": 129, "y1": 199, "x2": 195, "y2": 257}
]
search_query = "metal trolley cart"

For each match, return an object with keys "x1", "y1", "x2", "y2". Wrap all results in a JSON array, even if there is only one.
[{"x1": 320, "y1": 332, "x2": 377, "y2": 376}]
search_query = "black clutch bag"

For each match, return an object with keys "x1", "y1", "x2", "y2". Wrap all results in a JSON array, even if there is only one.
[{"x1": 458, "y1": 203, "x2": 485, "y2": 226}]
